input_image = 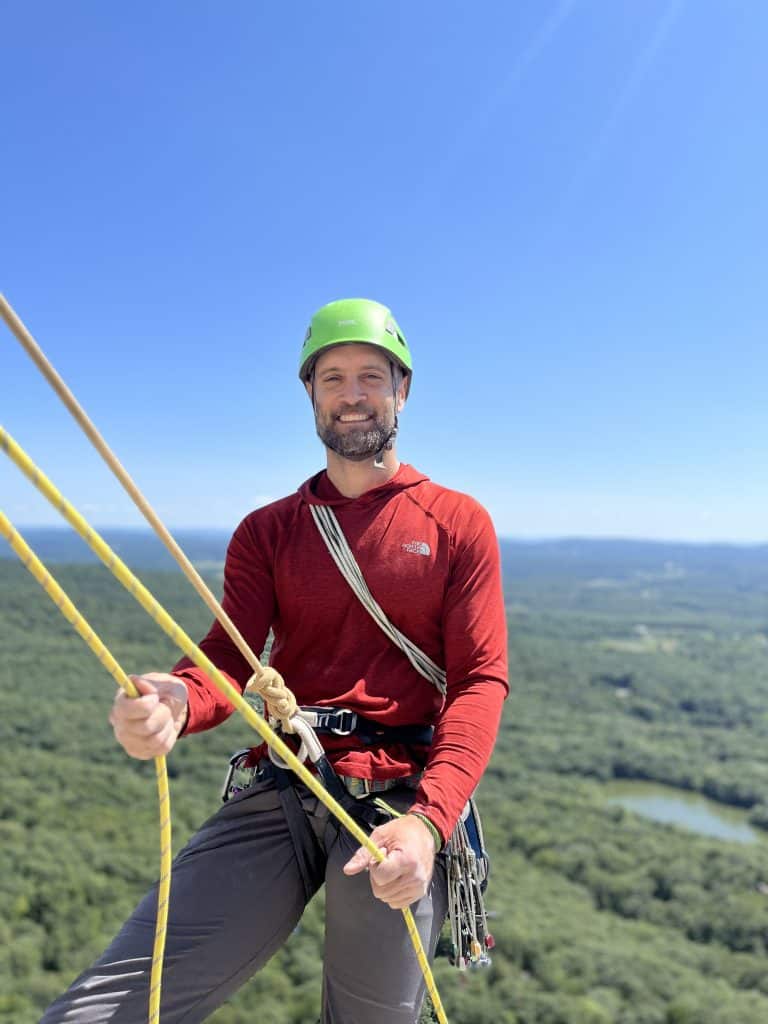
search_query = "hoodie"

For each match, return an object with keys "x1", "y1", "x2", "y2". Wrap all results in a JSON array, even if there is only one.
[{"x1": 172, "y1": 463, "x2": 508, "y2": 843}]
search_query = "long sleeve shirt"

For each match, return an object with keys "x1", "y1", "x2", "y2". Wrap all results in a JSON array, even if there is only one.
[{"x1": 172, "y1": 463, "x2": 508, "y2": 843}]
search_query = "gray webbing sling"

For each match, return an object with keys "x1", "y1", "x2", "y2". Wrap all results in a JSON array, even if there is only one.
[{"x1": 309, "y1": 504, "x2": 447, "y2": 695}]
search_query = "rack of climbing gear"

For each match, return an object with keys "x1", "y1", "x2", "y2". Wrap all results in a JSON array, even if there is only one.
[
  {"x1": 0, "y1": 293, "x2": 450, "y2": 1024},
  {"x1": 446, "y1": 798, "x2": 495, "y2": 969}
]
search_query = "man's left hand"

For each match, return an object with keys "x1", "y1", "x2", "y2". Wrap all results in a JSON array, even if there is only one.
[{"x1": 343, "y1": 814, "x2": 438, "y2": 909}]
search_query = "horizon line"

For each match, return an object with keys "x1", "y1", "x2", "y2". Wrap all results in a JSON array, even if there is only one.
[{"x1": 5, "y1": 524, "x2": 767, "y2": 549}]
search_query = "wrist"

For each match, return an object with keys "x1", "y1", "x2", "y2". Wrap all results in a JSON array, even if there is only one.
[
  {"x1": 177, "y1": 703, "x2": 190, "y2": 736},
  {"x1": 408, "y1": 812, "x2": 442, "y2": 853}
]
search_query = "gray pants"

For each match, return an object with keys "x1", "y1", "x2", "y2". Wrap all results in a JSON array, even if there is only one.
[{"x1": 40, "y1": 768, "x2": 448, "y2": 1023}]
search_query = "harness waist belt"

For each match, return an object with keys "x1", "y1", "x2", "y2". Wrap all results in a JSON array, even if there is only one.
[
  {"x1": 297, "y1": 706, "x2": 434, "y2": 747},
  {"x1": 337, "y1": 772, "x2": 423, "y2": 797}
]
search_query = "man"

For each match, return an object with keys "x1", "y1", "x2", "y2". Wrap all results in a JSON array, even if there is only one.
[{"x1": 41, "y1": 298, "x2": 508, "y2": 1023}]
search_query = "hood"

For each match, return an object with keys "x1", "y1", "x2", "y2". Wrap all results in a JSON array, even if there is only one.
[{"x1": 298, "y1": 463, "x2": 429, "y2": 509}]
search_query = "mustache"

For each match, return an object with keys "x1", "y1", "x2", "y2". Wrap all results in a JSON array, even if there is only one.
[{"x1": 334, "y1": 405, "x2": 375, "y2": 418}]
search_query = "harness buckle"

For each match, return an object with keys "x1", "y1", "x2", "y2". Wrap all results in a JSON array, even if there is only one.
[{"x1": 329, "y1": 708, "x2": 357, "y2": 736}]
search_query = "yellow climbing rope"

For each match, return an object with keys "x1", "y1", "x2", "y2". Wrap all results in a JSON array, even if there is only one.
[
  {"x1": 0, "y1": 425, "x2": 449, "y2": 1024},
  {"x1": 0, "y1": 513, "x2": 171, "y2": 1024}
]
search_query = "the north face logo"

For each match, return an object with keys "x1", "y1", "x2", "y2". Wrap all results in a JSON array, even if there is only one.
[{"x1": 402, "y1": 540, "x2": 431, "y2": 557}]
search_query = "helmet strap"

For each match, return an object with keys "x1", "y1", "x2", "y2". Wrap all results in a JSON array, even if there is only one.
[
  {"x1": 373, "y1": 417, "x2": 398, "y2": 469},
  {"x1": 373, "y1": 364, "x2": 401, "y2": 469}
]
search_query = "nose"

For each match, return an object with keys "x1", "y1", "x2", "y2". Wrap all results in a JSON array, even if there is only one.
[{"x1": 339, "y1": 377, "x2": 367, "y2": 404}]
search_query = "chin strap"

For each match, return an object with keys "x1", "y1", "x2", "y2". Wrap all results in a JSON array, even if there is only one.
[
  {"x1": 373, "y1": 418, "x2": 398, "y2": 469},
  {"x1": 374, "y1": 364, "x2": 401, "y2": 468}
]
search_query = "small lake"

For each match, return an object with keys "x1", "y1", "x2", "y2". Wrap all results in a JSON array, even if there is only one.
[{"x1": 604, "y1": 780, "x2": 764, "y2": 844}]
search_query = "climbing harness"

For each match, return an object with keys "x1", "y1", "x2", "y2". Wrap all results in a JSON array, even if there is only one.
[
  {"x1": 222, "y1": 753, "x2": 419, "y2": 910},
  {"x1": 294, "y1": 706, "x2": 435, "y2": 747},
  {"x1": 0, "y1": 514, "x2": 172, "y2": 1024}
]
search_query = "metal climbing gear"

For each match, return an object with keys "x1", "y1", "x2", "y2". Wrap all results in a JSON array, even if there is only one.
[
  {"x1": 446, "y1": 798, "x2": 495, "y2": 970},
  {"x1": 296, "y1": 705, "x2": 435, "y2": 746},
  {"x1": 220, "y1": 748, "x2": 260, "y2": 801}
]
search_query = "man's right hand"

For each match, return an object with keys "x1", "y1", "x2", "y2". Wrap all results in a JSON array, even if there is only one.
[{"x1": 109, "y1": 673, "x2": 189, "y2": 759}]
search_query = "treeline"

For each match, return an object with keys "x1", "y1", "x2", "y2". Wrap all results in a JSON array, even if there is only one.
[{"x1": 2, "y1": 555, "x2": 768, "y2": 1022}]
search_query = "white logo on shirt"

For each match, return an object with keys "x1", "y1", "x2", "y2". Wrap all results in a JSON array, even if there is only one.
[{"x1": 402, "y1": 540, "x2": 431, "y2": 557}]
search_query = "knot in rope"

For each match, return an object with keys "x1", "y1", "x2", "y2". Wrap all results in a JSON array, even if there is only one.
[{"x1": 245, "y1": 666, "x2": 298, "y2": 727}]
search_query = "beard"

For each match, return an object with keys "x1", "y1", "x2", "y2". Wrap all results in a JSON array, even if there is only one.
[{"x1": 315, "y1": 404, "x2": 396, "y2": 461}]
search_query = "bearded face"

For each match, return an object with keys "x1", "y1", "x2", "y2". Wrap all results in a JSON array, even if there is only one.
[
  {"x1": 314, "y1": 402, "x2": 396, "y2": 461},
  {"x1": 307, "y1": 343, "x2": 407, "y2": 462}
]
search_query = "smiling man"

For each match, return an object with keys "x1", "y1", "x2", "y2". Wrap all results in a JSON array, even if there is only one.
[{"x1": 40, "y1": 298, "x2": 509, "y2": 1024}]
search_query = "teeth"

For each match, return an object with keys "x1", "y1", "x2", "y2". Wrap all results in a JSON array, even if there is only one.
[{"x1": 339, "y1": 414, "x2": 370, "y2": 422}]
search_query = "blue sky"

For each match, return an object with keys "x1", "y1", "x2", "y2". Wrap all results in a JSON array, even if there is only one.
[{"x1": 2, "y1": 1, "x2": 766, "y2": 541}]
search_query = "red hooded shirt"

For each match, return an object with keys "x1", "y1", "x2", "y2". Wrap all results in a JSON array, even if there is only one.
[{"x1": 172, "y1": 463, "x2": 508, "y2": 842}]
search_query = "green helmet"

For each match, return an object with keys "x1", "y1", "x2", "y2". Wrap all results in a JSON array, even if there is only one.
[{"x1": 299, "y1": 298, "x2": 412, "y2": 384}]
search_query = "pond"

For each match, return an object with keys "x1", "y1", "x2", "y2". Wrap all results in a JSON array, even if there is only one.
[{"x1": 604, "y1": 779, "x2": 764, "y2": 844}]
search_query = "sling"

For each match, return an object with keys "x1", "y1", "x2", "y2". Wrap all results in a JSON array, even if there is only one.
[{"x1": 309, "y1": 504, "x2": 447, "y2": 694}]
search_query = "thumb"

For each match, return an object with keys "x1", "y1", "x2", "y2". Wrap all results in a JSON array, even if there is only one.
[
  {"x1": 343, "y1": 844, "x2": 385, "y2": 876},
  {"x1": 128, "y1": 674, "x2": 159, "y2": 698}
]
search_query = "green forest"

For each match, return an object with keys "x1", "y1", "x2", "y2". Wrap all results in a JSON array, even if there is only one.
[{"x1": 1, "y1": 540, "x2": 768, "y2": 1023}]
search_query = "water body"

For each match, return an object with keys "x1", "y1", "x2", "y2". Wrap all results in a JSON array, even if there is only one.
[{"x1": 604, "y1": 780, "x2": 763, "y2": 844}]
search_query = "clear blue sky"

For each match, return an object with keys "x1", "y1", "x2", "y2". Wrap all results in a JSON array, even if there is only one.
[{"x1": 2, "y1": 1, "x2": 766, "y2": 541}]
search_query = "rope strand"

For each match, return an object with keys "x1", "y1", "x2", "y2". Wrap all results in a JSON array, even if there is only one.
[{"x1": 0, "y1": 513, "x2": 171, "y2": 1024}]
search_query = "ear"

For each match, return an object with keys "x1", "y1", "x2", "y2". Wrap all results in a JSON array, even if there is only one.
[
  {"x1": 396, "y1": 374, "x2": 410, "y2": 413},
  {"x1": 304, "y1": 379, "x2": 313, "y2": 400}
]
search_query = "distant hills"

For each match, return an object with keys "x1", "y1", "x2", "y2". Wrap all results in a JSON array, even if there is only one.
[
  {"x1": 0, "y1": 527, "x2": 232, "y2": 570},
  {"x1": 498, "y1": 537, "x2": 768, "y2": 580},
  {"x1": 2, "y1": 527, "x2": 767, "y2": 580}
]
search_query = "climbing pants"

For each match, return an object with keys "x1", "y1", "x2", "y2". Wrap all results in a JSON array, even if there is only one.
[{"x1": 39, "y1": 767, "x2": 448, "y2": 1024}]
